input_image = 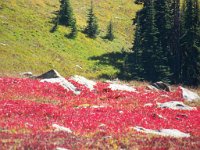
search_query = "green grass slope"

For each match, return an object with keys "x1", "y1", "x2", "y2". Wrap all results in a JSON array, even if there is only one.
[{"x1": 0, "y1": 0, "x2": 141, "y2": 78}]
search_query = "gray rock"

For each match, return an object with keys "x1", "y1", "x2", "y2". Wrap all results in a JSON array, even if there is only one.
[
  {"x1": 150, "y1": 81, "x2": 171, "y2": 92},
  {"x1": 36, "y1": 69, "x2": 62, "y2": 79}
]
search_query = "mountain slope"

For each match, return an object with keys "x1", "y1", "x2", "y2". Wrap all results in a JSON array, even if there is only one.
[{"x1": 0, "y1": 0, "x2": 141, "y2": 78}]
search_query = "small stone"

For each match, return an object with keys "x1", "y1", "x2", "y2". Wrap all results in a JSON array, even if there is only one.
[{"x1": 20, "y1": 72, "x2": 33, "y2": 77}]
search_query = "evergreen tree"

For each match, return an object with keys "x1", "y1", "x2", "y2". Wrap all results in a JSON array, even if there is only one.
[
  {"x1": 180, "y1": 0, "x2": 200, "y2": 85},
  {"x1": 180, "y1": 0, "x2": 186, "y2": 34},
  {"x1": 131, "y1": 0, "x2": 149, "y2": 80},
  {"x1": 132, "y1": 0, "x2": 171, "y2": 82},
  {"x1": 84, "y1": 1, "x2": 99, "y2": 38},
  {"x1": 130, "y1": 0, "x2": 199, "y2": 85},
  {"x1": 105, "y1": 20, "x2": 114, "y2": 41},
  {"x1": 131, "y1": 9, "x2": 145, "y2": 80},
  {"x1": 170, "y1": 0, "x2": 181, "y2": 83},
  {"x1": 60, "y1": 0, "x2": 65, "y2": 5},
  {"x1": 142, "y1": 0, "x2": 170, "y2": 82},
  {"x1": 68, "y1": 18, "x2": 78, "y2": 38},
  {"x1": 154, "y1": 0, "x2": 173, "y2": 74},
  {"x1": 59, "y1": 0, "x2": 74, "y2": 27}
]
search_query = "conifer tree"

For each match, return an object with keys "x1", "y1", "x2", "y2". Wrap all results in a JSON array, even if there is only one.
[
  {"x1": 170, "y1": 0, "x2": 181, "y2": 83},
  {"x1": 132, "y1": 0, "x2": 171, "y2": 82},
  {"x1": 131, "y1": 10, "x2": 145, "y2": 80},
  {"x1": 180, "y1": 0, "x2": 186, "y2": 34},
  {"x1": 131, "y1": 1, "x2": 149, "y2": 80},
  {"x1": 142, "y1": 0, "x2": 170, "y2": 82},
  {"x1": 68, "y1": 18, "x2": 78, "y2": 38},
  {"x1": 154, "y1": 0, "x2": 172, "y2": 68},
  {"x1": 130, "y1": 0, "x2": 199, "y2": 85},
  {"x1": 105, "y1": 20, "x2": 114, "y2": 41},
  {"x1": 180, "y1": 0, "x2": 200, "y2": 85},
  {"x1": 59, "y1": 0, "x2": 74, "y2": 27},
  {"x1": 84, "y1": 1, "x2": 99, "y2": 38}
]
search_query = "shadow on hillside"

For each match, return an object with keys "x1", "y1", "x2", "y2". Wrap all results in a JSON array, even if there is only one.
[
  {"x1": 89, "y1": 52, "x2": 131, "y2": 80},
  {"x1": 49, "y1": 11, "x2": 59, "y2": 33}
]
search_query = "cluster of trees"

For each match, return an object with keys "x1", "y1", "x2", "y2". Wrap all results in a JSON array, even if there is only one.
[
  {"x1": 129, "y1": 0, "x2": 200, "y2": 86},
  {"x1": 51, "y1": 0, "x2": 114, "y2": 40}
]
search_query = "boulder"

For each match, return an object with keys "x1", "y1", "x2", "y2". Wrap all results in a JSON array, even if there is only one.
[
  {"x1": 133, "y1": 126, "x2": 190, "y2": 138},
  {"x1": 157, "y1": 101, "x2": 197, "y2": 110},
  {"x1": 70, "y1": 75, "x2": 96, "y2": 91},
  {"x1": 180, "y1": 87, "x2": 200, "y2": 102},
  {"x1": 109, "y1": 83, "x2": 136, "y2": 92},
  {"x1": 150, "y1": 81, "x2": 171, "y2": 92},
  {"x1": 36, "y1": 69, "x2": 62, "y2": 79},
  {"x1": 39, "y1": 70, "x2": 80, "y2": 95},
  {"x1": 41, "y1": 77, "x2": 80, "y2": 95}
]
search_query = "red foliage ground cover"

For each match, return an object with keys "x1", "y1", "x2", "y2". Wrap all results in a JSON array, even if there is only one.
[{"x1": 0, "y1": 77, "x2": 199, "y2": 149}]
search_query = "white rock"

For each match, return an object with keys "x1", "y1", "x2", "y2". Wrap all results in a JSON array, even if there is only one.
[
  {"x1": 157, "y1": 101, "x2": 197, "y2": 110},
  {"x1": 180, "y1": 87, "x2": 200, "y2": 102},
  {"x1": 91, "y1": 105, "x2": 105, "y2": 108},
  {"x1": 133, "y1": 126, "x2": 190, "y2": 138},
  {"x1": 144, "y1": 103, "x2": 153, "y2": 107},
  {"x1": 20, "y1": 72, "x2": 33, "y2": 77},
  {"x1": 98, "y1": 123, "x2": 106, "y2": 127},
  {"x1": 70, "y1": 75, "x2": 96, "y2": 91},
  {"x1": 41, "y1": 77, "x2": 80, "y2": 95},
  {"x1": 119, "y1": 111, "x2": 124, "y2": 114},
  {"x1": 109, "y1": 83, "x2": 136, "y2": 92},
  {"x1": 56, "y1": 147, "x2": 69, "y2": 150},
  {"x1": 52, "y1": 124, "x2": 72, "y2": 133}
]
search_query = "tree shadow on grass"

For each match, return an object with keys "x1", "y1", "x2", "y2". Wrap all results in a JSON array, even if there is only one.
[{"x1": 89, "y1": 51, "x2": 131, "y2": 80}]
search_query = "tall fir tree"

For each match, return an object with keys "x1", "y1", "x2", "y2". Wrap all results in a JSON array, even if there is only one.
[
  {"x1": 59, "y1": 0, "x2": 74, "y2": 27},
  {"x1": 131, "y1": 0, "x2": 199, "y2": 85},
  {"x1": 180, "y1": 0, "x2": 200, "y2": 85},
  {"x1": 131, "y1": 8, "x2": 145, "y2": 80},
  {"x1": 132, "y1": 0, "x2": 171, "y2": 82},
  {"x1": 170, "y1": 0, "x2": 181, "y2": 83},
  {"x1": 84, "y1": 1, "x2": 99, "y2": 38},
  {"x1": 105, "y1": 20, "x2": 114, "y2": 41},
  {"x1": 154, "y1": 0, "x2": 173, "y2": 76},
  {"x1": 142, "y1": 0, "x2": 169, "y2": 82},
  {"x1": 131, "y1": 0, "x2": 149, "y2": 80},
  {"x1": 68, "y1": 18, "x2": 78, "y2": 38},
  {"x1": 180, "y1": 0, "x2": 186, "y2": 34}
]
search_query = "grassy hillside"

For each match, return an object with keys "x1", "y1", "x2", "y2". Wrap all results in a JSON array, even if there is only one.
[{"x1": 0, "y1": 0, "x2": 141, "y2": 78}]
